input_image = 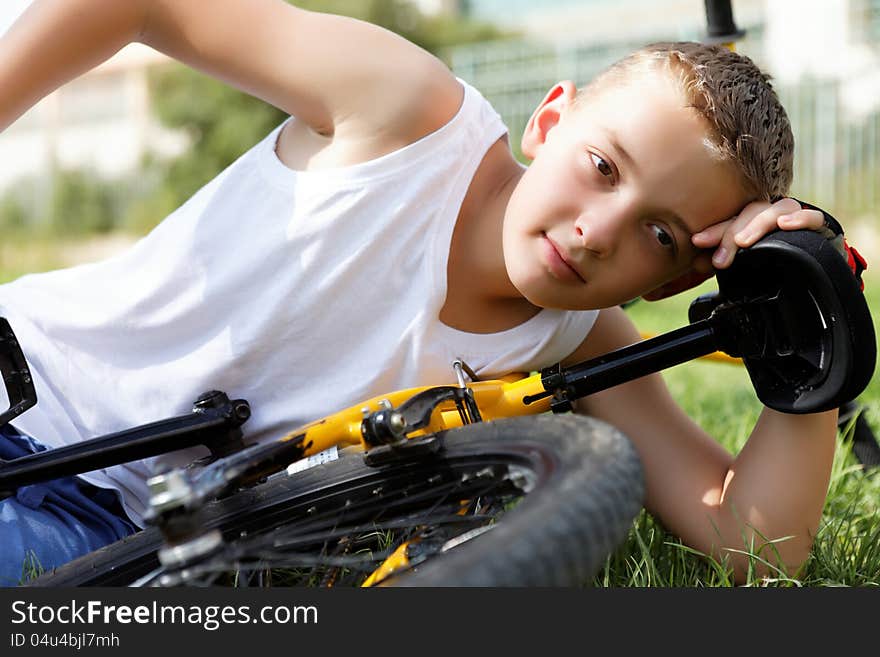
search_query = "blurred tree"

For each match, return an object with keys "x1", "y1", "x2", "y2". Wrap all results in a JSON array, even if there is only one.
[
  {"x1": 133, "y1": 0, "x2": 513, "y2": 232},
  {"x1": 49, "y1": 169, "x2": 120, "y2": 235},
  {"x1": 0, "y1": 192, "x2": 29, "y2": 233},
  {"x1": 0, "y1": 169, "x2": 123, "y2": 236}
]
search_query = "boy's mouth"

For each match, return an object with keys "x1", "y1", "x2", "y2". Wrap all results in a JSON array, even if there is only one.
[{"x1": 541, "y1": 233, "x2": 586, "y2": 284}]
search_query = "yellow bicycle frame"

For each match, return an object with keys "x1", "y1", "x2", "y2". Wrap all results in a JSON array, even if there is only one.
[
  {"x1": 276, "y1": 371, "x2": 544, "y2": 459},
  {"x1": 275, "y1": 327, "x2": 741, "y2": 462}
]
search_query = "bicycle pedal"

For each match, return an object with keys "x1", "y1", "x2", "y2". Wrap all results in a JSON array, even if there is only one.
[{"x1": 363, "y1": 434, "x2": 443, "y2": 467}]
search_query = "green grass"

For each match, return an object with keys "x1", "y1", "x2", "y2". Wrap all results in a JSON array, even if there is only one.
[
  {"x1": 18, "y1": 551, "x2": 45, "y2": 585},
  {"x1": 0, "y1": 231, "x2": 139, "y2": 284},
  {"x1": 605, "y1": 272, "x2": 880, "y2": 587}
]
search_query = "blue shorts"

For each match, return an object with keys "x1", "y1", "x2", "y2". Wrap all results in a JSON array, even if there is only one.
[{"x1": 0, "y1": 424, "x2": 138, "y2": 586}]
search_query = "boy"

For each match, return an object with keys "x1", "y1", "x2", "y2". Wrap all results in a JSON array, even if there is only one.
[{"x1": 0, "y1": 0, "x2": 846, "y2": 585}]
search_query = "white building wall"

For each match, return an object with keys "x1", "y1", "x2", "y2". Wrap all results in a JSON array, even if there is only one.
[
  {"x1": 0, "y1": 44, "x2": 187, "y2": 192},
  {"x1": 764, "y1": 0, "x2": 880, "y2": 120}
]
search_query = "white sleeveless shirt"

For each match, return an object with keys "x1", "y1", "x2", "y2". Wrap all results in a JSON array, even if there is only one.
[{"x1": 0, "y1": 80, "x2": 598, "y2": 525}]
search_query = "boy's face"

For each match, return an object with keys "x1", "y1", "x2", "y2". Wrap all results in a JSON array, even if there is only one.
[{"x1": 503, "y1": 72, "x2": 753, "y2": 310}]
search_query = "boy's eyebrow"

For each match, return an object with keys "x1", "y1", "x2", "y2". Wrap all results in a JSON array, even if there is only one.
[
  {"x1": 654, "y1": 209, "x2": 699, "y2": 259},
  {"x1": 668, "y1": 214, "x2": 700, "y2": 258},
  {"x1": 664, "y1": 212, "x2": 695, "y2": 238},
  {"x1": 604, "y1": 130, "x2": 638, "y2": 175}
]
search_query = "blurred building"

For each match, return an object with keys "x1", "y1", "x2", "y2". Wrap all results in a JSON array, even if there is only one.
[
  {"x1": 419, "y1": 0, "x2": 766, "y2": 42},
  {"x1": 765, "y1": 0, "x2": 880, "y2": 120},
  {"x1": 423, "y1": 0, "x2": 879, "y2": 88},
  {"x1": 0, "y1": 43, "x2": 185, "y2": 192}
]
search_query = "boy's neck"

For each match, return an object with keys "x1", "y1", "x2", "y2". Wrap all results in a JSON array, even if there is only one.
[{"x1": 440, "y1": 138, "x2": 539, "y2": 333}]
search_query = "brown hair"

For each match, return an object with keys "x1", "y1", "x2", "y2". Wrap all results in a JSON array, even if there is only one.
[{"x1": 576, "y1": 42, "x2": 794, "y2": 201}]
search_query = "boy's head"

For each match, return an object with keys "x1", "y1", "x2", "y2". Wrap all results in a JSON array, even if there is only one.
[
  {"x1": 502, "y1": 41, "x2": 795, "y2": 310},
  {"x1": 579, "y1": 42, "x2": 794, "y2": 203}
]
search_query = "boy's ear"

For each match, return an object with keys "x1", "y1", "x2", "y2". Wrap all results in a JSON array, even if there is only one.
[{"x1": 521, "y1": 81, "x2": 577, "y2": 160}]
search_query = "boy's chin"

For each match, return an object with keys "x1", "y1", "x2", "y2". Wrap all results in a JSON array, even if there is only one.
[
  {"x1": 518, "y1": 287, "x2": 609, "y2": 313},
  {"x1": 510, "y1": 269, "x2": 628, "y2": 311}
]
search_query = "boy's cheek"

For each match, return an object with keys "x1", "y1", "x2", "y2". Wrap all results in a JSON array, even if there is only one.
[
  {"x1": 639, "y1": 253, "x2": 715, "y2": 301},
  {"x1": 691, "y1": 250, "x2": 716, "y2": 275}
]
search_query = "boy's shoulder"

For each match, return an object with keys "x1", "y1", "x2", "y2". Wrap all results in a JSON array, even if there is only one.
[
  {"x1": 276, "y1": 56, "x2": 465, "y2": 171},
  {"x1": 378, "y1": 69, "x2": 466, "y2": 152}
]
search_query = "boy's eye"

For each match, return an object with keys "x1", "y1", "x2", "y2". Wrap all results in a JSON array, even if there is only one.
[
  {"x1": 589, "y1": 153, "x2": 614, "y2": 178},
  {"x1": 650, "y1": 224, "x2": 675, "y2": 250}
]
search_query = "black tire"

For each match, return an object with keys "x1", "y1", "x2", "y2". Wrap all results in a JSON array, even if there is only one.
[{"x1": 29, "y1": 414, "x2": 644, "y2": 587}]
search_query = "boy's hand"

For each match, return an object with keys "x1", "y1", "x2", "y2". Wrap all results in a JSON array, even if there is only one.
[
  {"x1": 642, "y1": 198, "x2": 826, "y2": 301},
  {"x1": 691, "y1": 197, "x2": 826, "y2": 269}
]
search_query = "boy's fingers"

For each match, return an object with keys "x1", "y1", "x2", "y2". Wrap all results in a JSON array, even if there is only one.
[
  {"x1": 691, "y1": 218, "x2": 733, "y2": 247},
  {"x1": 693, "y1": 217, "x2": 752, "y2": 269},
  {"x1": 711, "y1": 230, "x2": 738, "y2": 268},
  {"x1": 777, "y1": 208, "x2": 825, "y2": 229},
  {"x1": 735, "y1": 207, "x2": 825, "y2": 247},
  {"x1": 694, "y1": 199, "x2": 817, "y2": 268},
  {"x1": 733, "y1": 206, "x2": 787, "y2": 247},
  {"x1": 691, "y1": 200, "x2": 768, "y2": 248}
]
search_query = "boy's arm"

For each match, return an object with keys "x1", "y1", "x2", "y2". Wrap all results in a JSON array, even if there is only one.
[
  {"x1": 564, "y1": 307, "x2": 837, "y2": 583},
  {"x1": 0, "y1": 0, "x2": 145, "y2": 131},
  {"x1": 0, "y1": 0, "x2": 461, "y2": 145}
]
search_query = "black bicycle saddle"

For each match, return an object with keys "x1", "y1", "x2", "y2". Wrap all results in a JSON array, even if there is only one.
[{"x1": 699, "y1": 229, "x2": 876, "y2": 414}]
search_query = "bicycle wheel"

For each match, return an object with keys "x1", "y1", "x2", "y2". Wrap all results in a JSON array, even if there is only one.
[{"x1": 28, "y1": 414, "x2": 644, "y2": 587}]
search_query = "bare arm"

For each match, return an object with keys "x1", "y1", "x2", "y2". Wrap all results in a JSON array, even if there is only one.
[
  {"x1": 566, "y1": 307, "x2": 837, "y2": 583},
  {"x1": 0, "y1": 0, "x2": 461, "y2": 143},
  {"x1": 0, "y1": 0, "x2": 146, "y2": 131}
]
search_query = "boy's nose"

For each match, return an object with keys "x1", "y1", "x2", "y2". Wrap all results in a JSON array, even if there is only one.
[{"x1": 573, "y1": 211, "x2": 622, "y2": 258}]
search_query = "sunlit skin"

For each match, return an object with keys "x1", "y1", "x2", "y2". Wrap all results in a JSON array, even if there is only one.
[{"x1": 502, "y1": 76, "x2": 751, "y2": 311}]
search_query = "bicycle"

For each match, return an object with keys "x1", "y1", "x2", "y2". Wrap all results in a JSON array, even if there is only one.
[{"x1": 0, "y1": 228, "x2": 873, "y2": 587}]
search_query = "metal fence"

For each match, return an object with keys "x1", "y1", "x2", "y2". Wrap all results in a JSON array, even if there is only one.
[{"x1": 449, "y1": 36, "x2": 880, "y2": 218}]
